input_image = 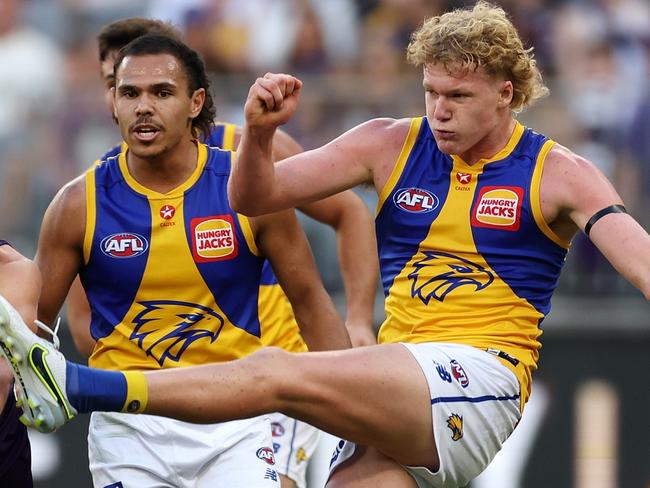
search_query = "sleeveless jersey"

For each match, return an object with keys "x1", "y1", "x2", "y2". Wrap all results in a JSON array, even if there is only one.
[
  {"x1": 375, "y1": 117, "x2": 569, "y2": 403},
  {"x1": 207, "y1": 122, "x2": 306, "y2": 353},
  {"x1": 81, "y1": 142, "x2": 267, "y2": 371}
]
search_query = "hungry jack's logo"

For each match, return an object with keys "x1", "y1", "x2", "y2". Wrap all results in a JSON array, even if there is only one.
[
  {"x1": 191, "y1": 215, "x2": 238, "y2": 262},
  {"x1": 471, "y1": 186, "x2": 524, "y2": 231}
]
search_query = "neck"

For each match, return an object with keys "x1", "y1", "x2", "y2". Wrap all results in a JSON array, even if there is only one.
[
  {"x1": 127, "y1": 137, "x2": 198, "y2": 194},
  {"x1": 460, "y1": 116, "x2": 517, "y2": 166}
]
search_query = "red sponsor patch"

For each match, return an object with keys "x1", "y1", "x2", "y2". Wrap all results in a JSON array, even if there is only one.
[
  {"x1": 471, "y1": 186, "x2": 524, "y2": 231},
  {"x1": 191, "y1": 215, "x2": 238, "y2": 262},
  {"x1": 160, "y1": 204, "x2": 175, "y2": 220},
  {"x1": 456, "y1": 172, "x2": 472, "y2": 184}
]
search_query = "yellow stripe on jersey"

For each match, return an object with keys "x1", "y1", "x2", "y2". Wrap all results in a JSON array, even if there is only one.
[
  {"x1": 258, "y1": 285, "x2": 307, "y2": 352},
  {"x1": 220, "y1": 122, "x2": 237, "y2": 151},
  {"x1": 237, "y1": 213, "x2": 260, "y2": 257},
  {"x1": 83, "y1": 169, "x2": 97, "y2": 265},
  {"x1": 530, "y1": 140, "x2": 570, "y2": 249},
  {"x1": 376, "y1": 117, "x2": 423, "y2": 215}
]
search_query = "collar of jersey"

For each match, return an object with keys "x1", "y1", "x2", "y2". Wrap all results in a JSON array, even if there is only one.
[
  {"x1": 451, "y1": 121, "x2": 524, "y2": 171},
  {"x1": 117, "y1": 140, "x2": 208, "y2": 199}
]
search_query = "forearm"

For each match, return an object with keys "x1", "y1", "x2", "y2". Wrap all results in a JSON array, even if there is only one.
[
  {"x1": 229, "y1": 125, "x2": 277, "y2": 215},
  {"x1": 335, "y1": 205, "x2": 379, "y2": 341},
  {"x1": 292, "y1": 289, "x2": 352, "y2": 351}
]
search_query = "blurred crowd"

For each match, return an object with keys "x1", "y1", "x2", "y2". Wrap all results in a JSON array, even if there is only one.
[{"x1": 1, "y1": 0, "x2": 649, "y2": 299}]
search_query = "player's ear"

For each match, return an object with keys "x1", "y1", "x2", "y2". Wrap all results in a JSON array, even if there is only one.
[
  {"x1": 497, "y1": 80, "x2": 513, "y2": 108},
  {"x1": 189, "y1": 88, "x2": 206, "y2": 118}
]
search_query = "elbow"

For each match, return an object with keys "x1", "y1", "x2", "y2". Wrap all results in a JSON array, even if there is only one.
[{"x1": 227, "y1": 182, "x2": 260, "y2": 216}]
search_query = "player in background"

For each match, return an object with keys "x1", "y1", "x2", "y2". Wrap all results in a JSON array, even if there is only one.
[
  {"x1": 61, "y1": 18, "x2": 378, "y2": 488},
  {"x1": 32, "y1": 34, "x2": 351, "y2": 488}
]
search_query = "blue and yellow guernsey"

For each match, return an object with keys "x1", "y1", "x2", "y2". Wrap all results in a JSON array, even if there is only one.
[
  {"x1": 82, "y1": 142, "x2": 267, "y2": 371},
  {"x1": 207, "y1": 123, "x2": 307, "y2": 354},
  {"x1": 376, "y1": 117, "x2": 570, "y2": 404}
]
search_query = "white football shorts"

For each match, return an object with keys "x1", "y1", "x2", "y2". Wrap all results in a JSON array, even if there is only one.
[
  {"x1": 329, "y1": 342, "x2": 522, "y2": 488},
  {"x1": 268, "y1": 412, "x2": 320, "y2": 488},
  {"x1": 88, "y1": 412, "x2": 280, "y2": 487}
]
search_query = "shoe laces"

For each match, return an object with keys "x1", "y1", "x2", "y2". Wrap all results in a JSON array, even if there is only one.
[{"x1": 33, "y1": 317, "x2": 61, "y2": 350}]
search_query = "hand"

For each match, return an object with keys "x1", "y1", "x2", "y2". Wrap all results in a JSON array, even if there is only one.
[
  {"x1": 345, "y1": 321, "x2": 377, "y2": 347},
  {"x1": 244, "y1": 73, "x2": 302, "y2": 130}
]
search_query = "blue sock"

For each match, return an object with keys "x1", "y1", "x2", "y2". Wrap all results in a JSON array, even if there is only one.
[{"x1": 65, "y1": 361, "x2": 127, "y2": 413}]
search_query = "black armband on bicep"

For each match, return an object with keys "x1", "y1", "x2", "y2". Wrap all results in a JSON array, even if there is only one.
[
  {"x1": 0, "y1": 240, "x2": 10, "y2": 247},
  {"x1": 584, "y1": 204, "x2": 628, "y2": 237}
]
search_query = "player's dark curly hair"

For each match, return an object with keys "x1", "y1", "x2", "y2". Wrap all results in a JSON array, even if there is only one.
[
  {"x1": 97, "y1": 18, "x2": 181, "y2": 62},
  {"x1": 113, "y1": 34, "x2": 216, "y2": 139}
]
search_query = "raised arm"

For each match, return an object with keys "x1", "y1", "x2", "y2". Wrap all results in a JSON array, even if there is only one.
[
  {"x1": 543, "y1": 145, "x2": 650, "y2": 299},
  {"x1": 251, "y1": 209, "x2": 352, "y2": 351},
  {"x1": 266, "y1": 126, "x2": 379, "y2": 345},
  {"x1": 229, "y1": 73, "x2": 376, "y2": 215},
  {"x1": 35, "y1": 177, "x2": 87, "y2": 326}
]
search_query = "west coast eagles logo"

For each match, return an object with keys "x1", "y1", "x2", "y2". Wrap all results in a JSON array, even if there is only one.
[
  {"x1": 446, "y1": 414, "x2": 464, "y2": 441},
  {"x1": 408, "y1": 251, "x2": 494, "y2": 304},
  {"x1": 130, "y1": 300, "x2": 225, "y2": 366}
]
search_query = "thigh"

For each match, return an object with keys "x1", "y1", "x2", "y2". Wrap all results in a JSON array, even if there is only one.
[
  {"x1": 282, "y1": 343, "x2": 436, "y2": 468},
  {"x1": 327, "y1": 444, "x2": 418, "y2": 488},
  {"x1": 268, "y1": 412, "x2": 320, "y2": 488}
]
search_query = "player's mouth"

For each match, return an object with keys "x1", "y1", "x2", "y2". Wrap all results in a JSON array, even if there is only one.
[
  {"x1": 433, "y1": 129, "x2": 455, "y2": 140},
  {"x1": 132, "y1": 124, "x2": 161, "y2": 143}
]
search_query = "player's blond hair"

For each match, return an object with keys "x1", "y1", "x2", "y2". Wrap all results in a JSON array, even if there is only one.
[{"x1": 406, "y1": 1, "x2": 548, "y2": 112}]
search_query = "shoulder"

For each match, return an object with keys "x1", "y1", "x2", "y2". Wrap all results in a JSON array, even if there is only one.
[
  {"x1": 541, "y1": 142, "x2": 622, "y2": 229},
  {"x1": 46, "y1": 174, "x2": 87, "y2": 221},
  {"x1": 347, "y1": 117, "x2": 413, "y2": 142}
]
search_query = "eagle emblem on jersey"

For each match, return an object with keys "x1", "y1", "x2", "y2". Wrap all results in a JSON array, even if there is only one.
[
  {"x1": 408, "y1": 251, "x2": 494, "y2": 304},
  {"x1": 446, "y1": 413, "x2": 464, "y2": 441},
  {"x1": 131, "y1": 300, "x2": 225, "y2": 366}
]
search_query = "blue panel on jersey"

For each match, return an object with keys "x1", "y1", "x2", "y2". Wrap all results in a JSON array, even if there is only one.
[
  {"x1": 376, "y1": 119, "x2": 452, "y2": 296},
  {"x1": 183, "y1": 148, "x2": 264, "y2": 337},
  {"x1": 81, "y1": 160, "x2": 152, "y2": 340},
  {"x1": 470, "y1": 129, "x2": 566, "y2": 318},
  {"x1": 260, "y1": 261, "x2": 279, "y2": 285}
]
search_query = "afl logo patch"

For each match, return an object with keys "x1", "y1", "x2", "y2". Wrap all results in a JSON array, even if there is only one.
[
  {"x1": 471, "y1": 186, "x2": 524, "y2": 231},
  {"x1": 191, "y1": 215, "x2": 238, "y2": 262},
  {"x1": 450, "y1": 359, "x2": 469, "y2": 388},
  {"x1": 100, "y1": 233, "x2": 148, "y2": 258},
  {"x1": 393, "y1": 188, "x2": 439, "y2": 213},
  {"x1": 256, "y1": 447, "x2": 276, "y2": 465}
]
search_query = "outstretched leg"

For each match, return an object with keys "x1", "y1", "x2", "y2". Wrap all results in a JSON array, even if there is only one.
[{"x1": 144, "y1": 346, "x2": 438, "y2": 470}]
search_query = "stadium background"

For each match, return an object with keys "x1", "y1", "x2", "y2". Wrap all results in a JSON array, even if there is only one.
[{"x1": 0, "y1": 0, "x2": 648, "y2": 486}]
